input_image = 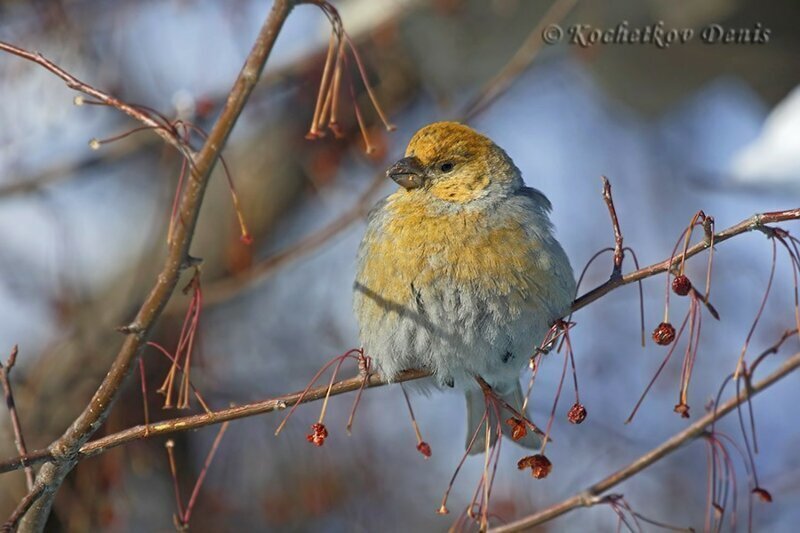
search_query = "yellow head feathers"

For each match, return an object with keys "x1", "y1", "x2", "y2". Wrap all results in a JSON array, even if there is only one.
[
  {"x1": 405, "y1": 122, "x2": 494, "y2": 166},
  {"x1": 388, "y1": 122, "x2": 517, "y2": 204}
]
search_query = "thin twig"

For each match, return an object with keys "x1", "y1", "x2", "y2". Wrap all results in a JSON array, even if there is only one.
[
  {"x1": 489, "y1": 349, "x2": 800, "y2": 532},
  {"x1": 1, "y1": 484, "x2": 44, "y2": 533},
  {"x1": 182, "y1": 421, "x2": 230, "y2": 525},
  {"x1": 0, "y1": 42, "x2": 190, "y2": 158},
  {"x1": 462, "y1": 0, "x2": 581, "y2": 119},
  {"x1": 164, "y1": 440, "x2": 185, "y2": 522},
  {"x1": 0, "y1": 346, "x2": 34, "y2": 490},
  {"x1": 602, "y1": 176, "x2": 625, "y2": 278}
]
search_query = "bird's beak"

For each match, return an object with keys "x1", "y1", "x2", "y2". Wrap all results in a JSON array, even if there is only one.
[{"x1": 387, "y1": 156, "x2": 426, "y2": 190}]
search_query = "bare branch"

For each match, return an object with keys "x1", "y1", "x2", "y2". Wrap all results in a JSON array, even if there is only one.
[
  {"x1": 572, "y1": 208, "x2": 800, "y2": 313},
  {"x1": 0, "y1": 369, "x2": 429, "y2": 474},
  {"x1": 2, "y1": 1, "x2": 301, "y2": 529},
  {"x1": 490, "y1": 348, "x2": 800, "y2": 532}
]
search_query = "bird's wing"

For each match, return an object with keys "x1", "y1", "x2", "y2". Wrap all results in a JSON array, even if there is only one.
[{"x1": 508, "y1": 189, "x2": 576, "y2": 320}]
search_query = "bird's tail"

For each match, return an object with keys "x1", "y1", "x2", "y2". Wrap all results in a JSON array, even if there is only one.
[{"x1": 464, "y1": 381, "x2": 541, "y2": 455}]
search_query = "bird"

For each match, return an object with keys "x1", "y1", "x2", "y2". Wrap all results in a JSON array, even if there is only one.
[{"x1": 353, "y1": 121, "x2": 575, "y2": 454}]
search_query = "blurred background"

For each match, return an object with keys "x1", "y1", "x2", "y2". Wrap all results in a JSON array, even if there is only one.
[{"x1": 1, "y1": 0, "x2": 799, "y2": 531}]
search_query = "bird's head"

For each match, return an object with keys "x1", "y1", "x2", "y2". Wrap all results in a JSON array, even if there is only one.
[{"x1": 386, "y1": 122, "x2": 521, "y2": 205}]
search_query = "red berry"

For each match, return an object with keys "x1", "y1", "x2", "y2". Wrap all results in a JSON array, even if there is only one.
[
  {"x1": 416, "y1": 441, "x2": 432, "y2": 458},
  {"x1": 672, "y1": 275, "x2": 692, "y2": 296},
  {"x1": 753, "y1": 487, "x2": 772, "y2": 503},
  {"x1": 518, "y1": 454, "x2": 552, "y2": 479},
  {"x1": 652, "y1": 322, "x2": 676, "y2": 345},
  {"x1": 306, "y1": 423, "x2": 328, "y2": 446},
  {"x1": 674, "y1": 403, "x2": 690, "y2": 418},
  {"x1": 567, "y1": 403, "x2": 587, "y2": 424},
  {"x1": 506, "y1": 417, "x2": 528, "y2": 441}
]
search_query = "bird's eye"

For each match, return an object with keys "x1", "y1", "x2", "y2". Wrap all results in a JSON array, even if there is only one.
[{"x1": 439, "y1": 162, "x2": 454, "y2": 173}]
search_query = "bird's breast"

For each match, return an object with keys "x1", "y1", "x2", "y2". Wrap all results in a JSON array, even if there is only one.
[{"x1": 357, "y1": 195, "x2": 541, "y2": 316}]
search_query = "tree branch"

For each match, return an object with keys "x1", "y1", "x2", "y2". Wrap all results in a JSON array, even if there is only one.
[
  {"x1": 490, "y1": 349, "x2": 800, "y2": 532},
  {"x1": 1, "y1": 2, "x2": 300, "y2": 530},
  {"x1": 0, "y1": 369, "x2": 429, "y2": 474},
  {"x1": 572, "y1": 208, "x2": 800, "y2": 313}
]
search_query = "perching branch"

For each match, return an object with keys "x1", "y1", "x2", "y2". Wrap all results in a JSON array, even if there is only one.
[
  {"x1": 0, "y1": 369, "x2": 430, "y2": 474},
  {"x1": 490, "y1": 348, "x2": 800, "y2": 532},
  {"x1": 1, "y1": 1, "x2": 300, "y2": 530}
]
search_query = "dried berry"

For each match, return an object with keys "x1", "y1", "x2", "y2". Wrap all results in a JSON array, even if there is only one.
[
  {"x1": 674, "y1": 403, "x2": 690, "y2": 418},
  {"x1": 518, "y1": 454, "x2": 552, "y2": 479},
  {"x1": 506, "y1": 417, "x2": 528, "y2": 441},
  {"x1": 436, "y1": 504, "x2": 449, "y2": 515},
  {"x1": 567, "y1": 403, "x2": 587, "y2": 424},
  {"x1": 672, "y1": 275, "x2": 692, "y2": 296},
  {"x1": 652, "y1": 322, "x2": 676, "y2": 346},
  {"x1": 753, "y1": 487, "x2": 772, "y2": 503},
  {"x1": 306, "y1": 423, "x2": 328, "y2": 446},
  {"x1": 416, "y1": 441, "x2": 432, "y2": 458}
]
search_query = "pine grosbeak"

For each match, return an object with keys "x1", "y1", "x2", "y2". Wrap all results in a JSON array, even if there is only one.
[{"x1": 354, "y1": 122, "x2": 575, "y2": 453}]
